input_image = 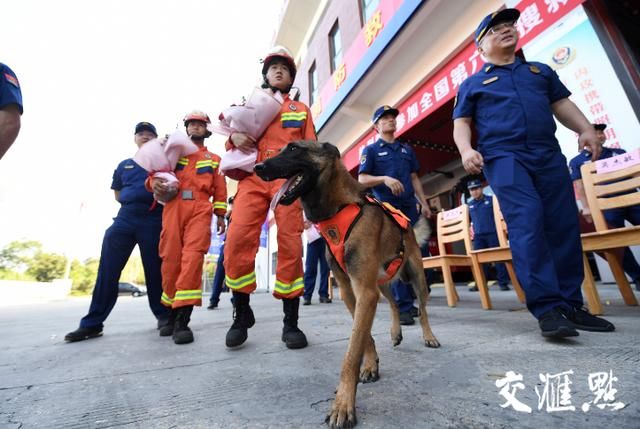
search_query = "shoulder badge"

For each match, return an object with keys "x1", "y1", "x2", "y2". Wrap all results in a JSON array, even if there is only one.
[
  {"x1": 482, "y1": 76, "x2": 499, "y2": 85},
  {"x1": 360, "y1": 154, "x2": 366, "y2": 165},
  {"x1": 289, "y1": 103, "x2": 297, "y2": 111},
  {"x1": 204, "y1": 153, "x2": 212, "y2": 159},
  {"x1": 529, "y1": 65, "x2": 541, "y2": 74}
]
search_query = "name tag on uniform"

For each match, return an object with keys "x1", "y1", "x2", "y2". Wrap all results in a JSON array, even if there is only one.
[
  {"x1": 124, "y1": 164, "x2": 134, "y2": 169},
  {"x1": 181, "y1": 190, "x2": 194, "y2": 200},
  {"x1": 378, "y1": 152, "x2": 388, "y2": 156},
  {"x1": 482, "y1": 76, "x2": 499, "y2": 85}
]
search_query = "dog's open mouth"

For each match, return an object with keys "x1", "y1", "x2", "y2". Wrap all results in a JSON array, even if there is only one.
[{"x1": 270, "y1": 172, "x2": 304, "y2": 209}]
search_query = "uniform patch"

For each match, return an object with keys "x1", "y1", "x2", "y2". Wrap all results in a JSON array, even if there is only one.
[
  {"x1": 124, "y1": 164, "x2": 134, "y2": 169},
  {"x1": 482, "y1": 76, "x2": 499, "y2": 85},
  {"x1": 4, "y1": 73, "x2": 19, "y2": 88},
  {"x1": 453, "y1": 95, "x2": 458, "y2": 108},
  {"x1": 289, "y1": 103, "x2": 297, "y2": 111},
  {"x1": 529, "y1": 65, "x2": 541, "y2": 74},
  {"x1": 205, "y1": 153, "x2": 212, "y2": 159},
  {"x1": 360, "y1": 154, "x2": 366, "y2": 165}
]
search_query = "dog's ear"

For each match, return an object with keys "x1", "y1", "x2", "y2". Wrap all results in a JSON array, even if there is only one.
[{"x1": 322, "y1": 143, "x2": 341, "y2": 159}]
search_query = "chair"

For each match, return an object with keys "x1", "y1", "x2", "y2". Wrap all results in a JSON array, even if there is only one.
[
  {"x1": 422, "y1": 204, "x2": 488, "y2": 308},
  {"x1": 469, "y1": 196, "x2": 526, "y2": 306},
  {"x1": 579, "y1": 161, "x2": 640, "y2": 314}
]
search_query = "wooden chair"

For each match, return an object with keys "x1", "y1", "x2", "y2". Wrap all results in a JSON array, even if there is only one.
[
  {"x1": 422, "y1": 204, "x2": 488, "y2": 308},
  {"x1": 579, "y1": 161, "x2": 640, "y2": 314},
  {"x1": 469, "y1": 196, "x2": 526, "y2": 306}
]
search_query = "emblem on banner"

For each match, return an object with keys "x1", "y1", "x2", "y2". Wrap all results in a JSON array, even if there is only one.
[{"x1": 550, "y1": 46, "x2": 576, "y2": 70}]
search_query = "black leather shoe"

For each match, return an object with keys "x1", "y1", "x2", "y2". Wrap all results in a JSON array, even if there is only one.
[
  {"x1": 538, "y1": 308, "x2": 579, "y2": 338},
  {"x1": 319, "y1": 296, "x2": 332, "y2": 303},
  {"x1": 468, "y1": 285, "x2": 478, "y2": 292},
  {"x1": 399, "y1": 312, "x2": 415, "y2": 326},
  {"x1": 303, "y1": 297, "x2": 311, "y2": 306},
  {"x1": 65, "y1": 327, "x2": 103, "y2": 342},
  {"x1": 560, "y1": 307, "x2": 615, "y2": 332},
  {"x1": 410, "y1": 306, "x2": 420, "y2": 318},
  {"x1": 499, "y1": 284, "x2": 511, "y2": 291},
  {"x1": 634, "y1": 279, "x2": 640, "y2": 292},
  {"x1": 207, "y1": 302, "x2": 218, "y2": 310}
]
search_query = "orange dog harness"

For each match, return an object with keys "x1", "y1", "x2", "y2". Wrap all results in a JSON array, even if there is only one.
[{"x1": 316, "y1": 196, "x2": 409, "y2": 285}]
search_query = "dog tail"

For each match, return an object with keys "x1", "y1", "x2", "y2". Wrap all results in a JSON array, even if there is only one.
[{"x1": 412, "y1": 217, "x2": 431, "y2": 248}]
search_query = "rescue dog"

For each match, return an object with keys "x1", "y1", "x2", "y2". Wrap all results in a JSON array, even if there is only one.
[{"x1": 255, "y1": 141, "x2": 440, "y2": 429}]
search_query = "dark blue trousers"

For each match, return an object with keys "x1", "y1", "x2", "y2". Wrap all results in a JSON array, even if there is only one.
[
  {"x1": 80, "y1": 213, "x2": 168, "y2": 329},
  {"x1": 303, "y1": 239, "x2": 330, "y2": 299},
  {"x1": 209, "y1": 243, "x2": 226, "y2": 305},
  {"x1": 604, "y1": 205, "x2": 640, "y2": 281},
  {"x1": 473, "y1": 233, "x2": 510, "y2": 285},
  {"x1": 391, "y1": 203, "x2": 422, "y2": 313},
  {"x1": 483, "y1": 150, "x2": 584, "y2": 319}
]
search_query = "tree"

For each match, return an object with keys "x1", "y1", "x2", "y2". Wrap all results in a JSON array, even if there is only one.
[
  {"x1": 26, "y1": 251, "x2": 67, "y2": 282},
  {"x1": 70, "y1": 258, "x2": 99, "y2": 295},
  {"x1": 0, "y1": 240, "x2": 41, "y2": 272}
]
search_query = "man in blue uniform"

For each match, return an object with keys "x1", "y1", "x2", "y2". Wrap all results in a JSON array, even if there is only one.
[
  {"x1": 467, "y1": 179, "x2": 510, "y2": 291},
  {"x1": 359, "y1": 105, "x2": 432, "y2": 325},
  {"x1": 452, "y1": 8, "x2": 614, "y2": 338},
  {"x1": 569, "y1": 123, "x2": 640, "y2": 292},
  {"x1": 65, "y1": 122, "x2": 170, "y2": 342},
  {"x1": 0, "y1": 63, "x2": 23, "y2": 160}
]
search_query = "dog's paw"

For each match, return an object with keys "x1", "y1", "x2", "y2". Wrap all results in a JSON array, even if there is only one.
[
  {"x1": 325, "y1": 401, "x2": 357, "y2": 429},
  {"x1": 359, "y1": 366, "x2": 379, "y2": 384},
  {"x1": 392, "y1": 331, "x2": 403, "y2": 347},
  {"x1": 424, "y1": 337, "x2": 441, "y2": 348}
]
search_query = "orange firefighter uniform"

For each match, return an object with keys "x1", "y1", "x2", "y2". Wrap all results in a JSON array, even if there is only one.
[
  {"x1": 224, "y1": 96, "x2": 316, "y2": 299},
  {"x1": 150, "y1": 147, "x2": 227, "y2": 309}
]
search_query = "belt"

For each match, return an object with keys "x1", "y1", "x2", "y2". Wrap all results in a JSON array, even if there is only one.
[{"x1": 180, "y1": 189, "x2": 211, "y2": 201}]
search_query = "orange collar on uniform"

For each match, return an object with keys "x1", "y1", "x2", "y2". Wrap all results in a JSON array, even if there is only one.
[{"x1": 315, "y1": 196, "x2": 409, "y2": 285}]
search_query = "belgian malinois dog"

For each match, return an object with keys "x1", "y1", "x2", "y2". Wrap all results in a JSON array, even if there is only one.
[{"x1": 255, "y1": 141, "x2": 440, "y2": 429}]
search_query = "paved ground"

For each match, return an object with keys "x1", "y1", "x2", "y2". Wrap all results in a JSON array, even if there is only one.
[{"x1": 1, "y1": 283, "x2": 638, "y2": 428}]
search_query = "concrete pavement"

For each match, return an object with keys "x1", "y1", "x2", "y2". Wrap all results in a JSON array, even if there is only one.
[{"x1": 0, "y1": 284, "x2": 638, "y2": 428}]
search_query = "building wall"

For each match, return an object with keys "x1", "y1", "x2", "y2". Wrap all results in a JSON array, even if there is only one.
[{"x1": 295, "y1": 0, "x2": 364, "y2": 107}]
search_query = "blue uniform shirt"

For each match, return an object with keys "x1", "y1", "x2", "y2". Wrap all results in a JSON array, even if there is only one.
[
  {"x1": 453, "y1": 57, "x2": 570, "y2": 160},
  {"x1": 0, "y1": 63, "x2": 23, "y2": 114},
  {"x1": 111, "y1": 159, "x2": 162, "y2": 216},
  {"x1": 468, "y1": 194, "x2": 496, "y2": 235},
  {"x1": 568, "y1": 147, "x2": 627, "y2": 181},
  {"x1": 359, "y1": 139, "x2": 420, "y2": 206}
]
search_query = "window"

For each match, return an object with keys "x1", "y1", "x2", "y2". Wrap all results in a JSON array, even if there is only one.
[
  {"x1": 329, "y1": 20, "x2": 342, "y2": 73},
  {"x1": 308, "y1": 62, "x2": 319, "y2": 105},
  {"x1": 360, "y1": 0, "x2": 380, "y2": 24}
]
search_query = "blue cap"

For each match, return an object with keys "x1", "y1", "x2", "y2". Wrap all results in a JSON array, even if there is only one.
[
  {"x1": 372, "y1": 105, "x2": 399, "y2": 124},
  {"x1": 467, "y1": 179, "x2": 482, "y2": 189},
  {"x1": 135, "y1": 121, "x2": 157, "y2": 136},
  {"x1": 474, "y1": 8, "x2": 520, "y2": 46}
]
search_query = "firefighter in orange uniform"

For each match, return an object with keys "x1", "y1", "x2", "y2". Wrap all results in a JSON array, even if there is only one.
[
  {"x1": 224, "y1": 46, "x2": 317, "y2": 349},
  {"x1": 150, "y1": 111, "x2": 227, "y2": 345}
]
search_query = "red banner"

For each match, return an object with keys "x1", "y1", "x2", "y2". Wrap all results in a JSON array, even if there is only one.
[{"x1": 343, "y1": 0, "x2": 585, "y2": 170}]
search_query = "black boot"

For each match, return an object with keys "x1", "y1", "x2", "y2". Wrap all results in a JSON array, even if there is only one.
[
  {"x1": 225, "y1": 292, "x2": 255, "y2": 347},
  {"x1": 282, "y1": 297, "x2": 308, "y2": 349},
  {"x1": 172, "y1": 306, "x2": 194, "y2": 344},
  {"x1": 159, "y1": 308, "x2": 176, "y2": 337}
]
